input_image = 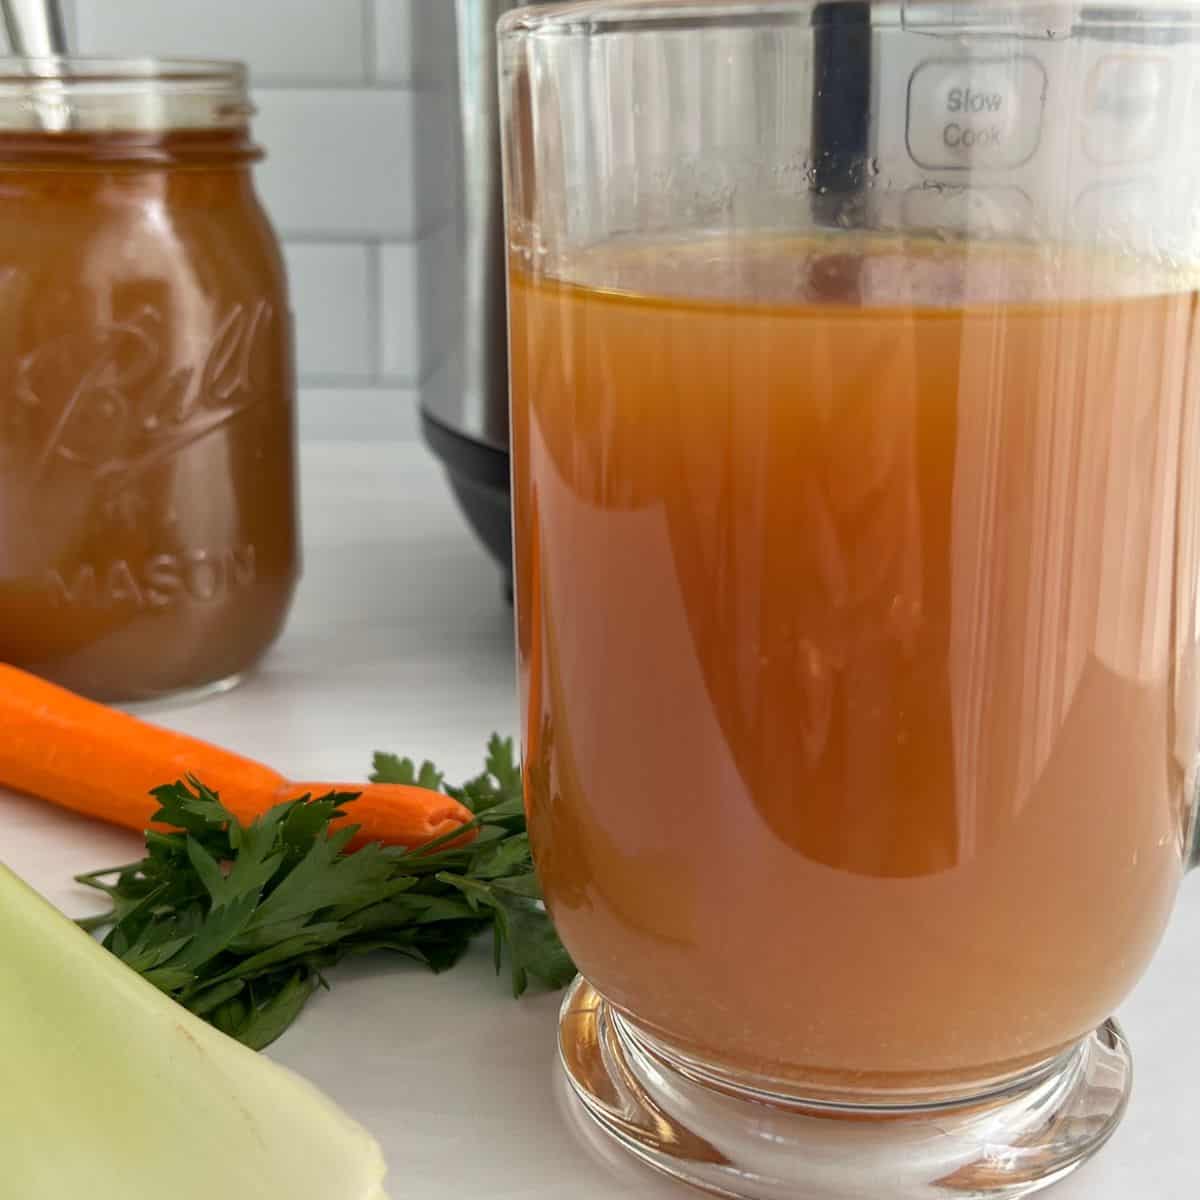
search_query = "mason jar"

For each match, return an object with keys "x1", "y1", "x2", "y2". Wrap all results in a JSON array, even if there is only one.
[{"x1": 0, "y1": 58, "x2": 298, "y2": 704}]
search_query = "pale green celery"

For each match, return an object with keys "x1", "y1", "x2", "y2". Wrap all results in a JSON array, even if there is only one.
[{"x1": 0, "y1": 864, "x2": 390, "y2": 1200}]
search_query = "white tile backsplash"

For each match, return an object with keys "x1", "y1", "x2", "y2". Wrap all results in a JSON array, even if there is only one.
[
  {"x1": 75, "y1": 0, "x2": 369, "y2": 83},
  {"x1": 255, "y1": 89, "x2": 424, "y2": 239},
  {"x1": 376, "y1": 0, "x2": 458, "y2": 85},
  {"x1": 62, "y1": 0, "x2": 464, "y2": 438},
  {"x1": 428, "y1": 219, "x2": 464, "y2": 370},
  {"x1": 373, "y1": 0, "x2": 417, "y2": 83},
  {"x1": 283, "y1": 243, "x2": 374, "y2": 380},
  {"x1": 416, "y1": 84, "x2": 461, "y2": 234},
  {"x1": 299, "y1": 385, "x2": 422, "y2": 442},
  {"x1": 379, "y1": 218, "x2": 463, "y2": 384},
  {"x1": 378, "y1": 239, "x2": 421, "y2": 382}
]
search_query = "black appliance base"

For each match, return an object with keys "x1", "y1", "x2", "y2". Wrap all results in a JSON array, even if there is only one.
[{"x1": 421, "y1": 410, "x2": 513, "y2": 591}]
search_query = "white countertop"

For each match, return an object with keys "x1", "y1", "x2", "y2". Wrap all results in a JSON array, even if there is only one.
[{"x1": 4, "y1": 442, "x2": 1199, "y2": 1200}]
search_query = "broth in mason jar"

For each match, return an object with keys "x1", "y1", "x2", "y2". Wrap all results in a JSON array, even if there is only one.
[{"x1": 0, "y1": 120, "x2": 297, "y2": 703}]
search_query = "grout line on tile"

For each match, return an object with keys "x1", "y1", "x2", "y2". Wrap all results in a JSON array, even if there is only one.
[
  {"x1": 378, "y1": 345, "x2": 454, "y2": 391},
  {"x1": 280, "y1": 216, "x2": 453, "y2": 249},
  {"x1": 281, "y1": 231, "x2": 386, "y2": 247},
  {"x1": 366, "y1": 239, "x2": 384, "y2": 381},
  {"x1": 374, "y1": 376, "x2": 428, "y2": 391},
  {"x1": 298, "y1": 374, "x2": 421, "y2": 392},
  {"x1": 279, "y1": 230, "x2": 426, "y2": 246},
  {"x1": 362, "y1": 0, "x2": 378, "y2": 82}
]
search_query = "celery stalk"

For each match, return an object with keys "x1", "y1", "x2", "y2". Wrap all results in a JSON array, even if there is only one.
[{"x1": 0, "y1": 864, "x2": 390, "y2": 1199}]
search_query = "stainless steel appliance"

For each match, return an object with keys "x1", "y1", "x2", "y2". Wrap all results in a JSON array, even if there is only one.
[{"x1": 421, "y1": 0, "x2": 529, "y2": 585}]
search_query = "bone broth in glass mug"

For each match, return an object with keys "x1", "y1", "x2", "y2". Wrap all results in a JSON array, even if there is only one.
[{"x1": 501, "y1": 2, "x2": 1200, "y2": 1196}]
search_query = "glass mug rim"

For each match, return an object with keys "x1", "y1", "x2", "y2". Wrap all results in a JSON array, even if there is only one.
[{"x1": 499, "y1": 0, "x2": 1200, "y2": 39}]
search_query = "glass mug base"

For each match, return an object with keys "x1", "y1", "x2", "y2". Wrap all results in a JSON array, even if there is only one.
[{"x1": 558, "y1": 977, "x2": 1131, "y2": 1199}]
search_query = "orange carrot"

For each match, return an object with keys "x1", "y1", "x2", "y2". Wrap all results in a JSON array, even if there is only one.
[{"x1": 0, "y1": 664, "x2": 474, "y2": 850}]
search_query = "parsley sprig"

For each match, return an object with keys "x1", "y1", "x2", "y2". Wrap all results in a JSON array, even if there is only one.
[{"x1": 76, "y1": 736, "x2": 574, "y2": 1050}]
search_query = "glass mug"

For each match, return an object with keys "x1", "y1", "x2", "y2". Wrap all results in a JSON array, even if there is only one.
[{"x1": 501, "y1": 2, "x2": 1200, "y2": 1195}]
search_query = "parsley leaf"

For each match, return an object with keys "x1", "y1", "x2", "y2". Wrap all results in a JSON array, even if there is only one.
[
  {"x1": 77, "y1": 737, "x2": 572, "y2": 1050},
  {"x1": 370, "y1": 753, "x2": 445, "y2": 792}
]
